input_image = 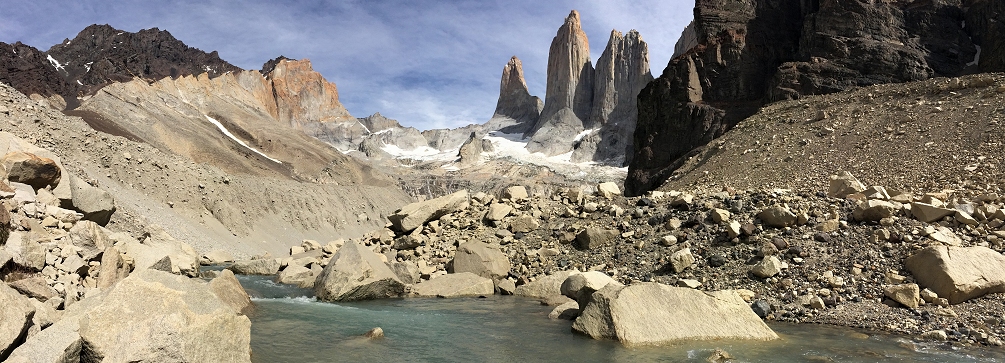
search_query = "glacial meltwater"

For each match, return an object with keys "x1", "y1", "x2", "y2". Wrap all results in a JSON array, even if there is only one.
[{"x1": 236, "y1": 275, "x2": 1004, "y2": 363}]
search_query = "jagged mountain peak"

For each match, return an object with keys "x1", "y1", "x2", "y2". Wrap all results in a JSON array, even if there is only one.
[{"x1": 261, "y1": 55, "x2": 296, "y2": 75}]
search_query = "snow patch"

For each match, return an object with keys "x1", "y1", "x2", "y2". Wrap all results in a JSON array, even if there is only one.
[
  {"x1": 358, "y1": 121, "x2": 371, "y2": 134},
  {"x1": 371, "y1": 128, "x2": 393, "y2": 135},
  {"x1": 380, "y1": 143, "x2": 455, "y2": 162},
  {"x1": 46, "y1": 55, "x2": 65, "y2": 72},
  {"x1": 574, "y1": 128, "x2": 598, "y2": 142},
  {"x1": 482, "y1": 131, "x2": 628, "y2": 177},
  {"x1": 204, "y1": 115, "x2": 282, "y2": 163},
  {"x1": 84, "y1": 62, "x2": 93, "y2": 72},
  {"x1": 76, "y1": 80, "x2": 82, "y2": 86},
  {"x1": 968, "y1": 45, "x2": 981, "y2": 67}
]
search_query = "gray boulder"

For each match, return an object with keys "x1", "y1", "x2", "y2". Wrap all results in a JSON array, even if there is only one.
[
  {"x1": 210, "y1": 269, "x2": 254, "y2": 315},
  {"x1": 514, "y1": 270, "x2": 579, "y2": 299},
  {"x1": 757, "y1": 206, "x2": 798, "y2": 228},
  {"x1": 67, "y1": 221, "x2": 110, "y2": 261},
  {"x1": 412, "y1": 272, "x2": 494, "y2": 298},
  {"x1": 827, "y1": 171, "x2": 865, "y2": 198},
  {"x1": 548, "y1": 300, "x2": 581, "y2": 320},
  {"x1": 905, "y1": 246, "x2": 1005, "y2": 304},
  {"x1": 388, "y1": 190, "x2": 469, "y2": 233},
  {"x1": 4, "y1": 232, "x2": 45, "y2": 270},
  {"x1": 314, "y1": 242, "x2": 405, "y2": 302},
  {"x1": 121, "y1": 225, "x2": 199, "y2": 277},
  {"x1": 560, "y1": 271, "x2": 621, "y2": 307},
  {"x1": 572, "y1": 283, "x2": 778, "y2": 346},
  {"x1": 77, "y1": 270, "x2": 251, "y2": 362},
  {"x1": 575, "y1": 228, "x2": 619, "y2": 250},
  {"x1": 451, "y1": 242, "x2": 510, "y2": 279},
  {"x1": 9, "y1": 276, "x2": 57, "y2": 302},
  {"x1": 67, "y1": 176, "x2": 115, "y2": 226},
  {"x1": 0, "y1": 282, "x2": 35, "y2": 360}
]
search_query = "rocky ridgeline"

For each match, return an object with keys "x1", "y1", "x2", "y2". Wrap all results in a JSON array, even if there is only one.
[
  {"x1": 247, "y1": 172, "x2": 1005, "y2": 347},
  {"x1": 0, "y1": 132, "x2": 254, "y2": 361}
]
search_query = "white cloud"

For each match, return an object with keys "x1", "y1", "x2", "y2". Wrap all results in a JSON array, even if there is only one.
[{"x1": 0, "y1": 0, "x2": 694, "y2": 131}]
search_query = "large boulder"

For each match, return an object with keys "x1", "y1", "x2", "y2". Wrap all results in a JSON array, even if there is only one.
[
  {"x1": 388, "y1": 190, "x2": 469, "y2": 233},
  {"x1": 314, "y1": 242, "x2": 405, "y2": 302},
  {"x1": 0, "y1": 282, "x2": 35, "y2": 360},
  {"x1": 4, "y1": 232, "x2": 45, "y2": 270},
  {"x1": 96, "y1": 246, "x2": 130, "y2": 289},
  {"x1": 501, "y1": 186, "x2": 528, "y2": 200},
  {"x1": 210, "y1": 269, "x2": 253, "y2": 315},
  {"x1": 5, "y1": 318, "x2": 81, "y2": 363},
  {"x1": 575, "y1": 228, "x2": 619, "y2": 250},
  {"x1": 853, "y1": 200, "x2": 897, "y2": 222},
  {"x1": 911, "y1": 202, "x2": 956, "y2": 223},
  {"x1": 121, "y1": 225, "x2": 199, "y2": 277},
  {"x1": 572, "y1": 283, "x2": 778, "y2": 346},
  {"x1": 757, "y1": 206, "x2": 798, "y2": 228},
  {"x1": 2, "y1": 151, "x2": 61, "y2": 191},
  {"x1": 412, "y1": 272, "x2": 494, "y2": 298},
  {"x1": 76, "y1": 270, "x2": 251, "y2": 362},
  {"x1": 67, "y1": 176, "x2": 115, "y2": 226},
  {"x1": 560, "y1": 271, "x2": 621, "y2": 307},
  {"x1": 597, "y1": 182, "x2": 621, "y2": 199},
  {"x1": 67, "y1": 221, "x2": 110, "y2": 261},
  {"x1": 484, "y1": 203, "x2": 513, "y2": 221},
  {"x1": 201, "y1": 250, "x2": 235, "y2": 265},
  {"x1": 9, "y1": 276, "x2": 57, "y2": 302},
  {"x1": 905, "y1": 246, "x2": 1005, "y2": 304},
  {"x1": 450, "y1": 242, "x2": 510, "y2": 279},
  {"x1": 513, "y1": 270, "x2": 579, "y2": 299},
  {"x1": 228, "y1": 259, "x2": 282, "y2": 276}
]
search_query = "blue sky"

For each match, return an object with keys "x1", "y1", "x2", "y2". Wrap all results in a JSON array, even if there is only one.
[{"x1": 2, "y1": 0, "x2": 693, "y2": 131}]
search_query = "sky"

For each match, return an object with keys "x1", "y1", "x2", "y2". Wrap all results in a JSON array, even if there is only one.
[{"x1": 1, "y1": 0, "x2": 694, "y2": 131}]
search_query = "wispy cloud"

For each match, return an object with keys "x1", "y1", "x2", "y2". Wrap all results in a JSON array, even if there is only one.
[{"x1": 1, "y1": 0, "x2": 692, "y2": 131}]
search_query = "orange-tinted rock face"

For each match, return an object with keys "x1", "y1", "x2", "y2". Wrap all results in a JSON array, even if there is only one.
[{"x1": 265, "y1": 59, "x2": 354, "y2": 129}]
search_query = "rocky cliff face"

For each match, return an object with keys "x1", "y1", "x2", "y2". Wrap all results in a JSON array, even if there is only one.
[
  {"x1": 261, "y1": 57, "x2": 355, "y2": 129},
  {"x1": 627, "y1": 0, "x2": 1002, "y2": 196},
  {"x1": 0, "y1": 42, "x2": 73, "y2": 100},
  {"x1": 525, "y1": 10, "x2": 595, "y2": 156},
  {"x1": 46, "y1": 24, "x2": 240, "y2": 97},
  {"x1": 572, "y1": 30, "x2": 653, "y2": 164},
  {"x1": 490, "y1": 56, "x2": 542, "y2": 134}
]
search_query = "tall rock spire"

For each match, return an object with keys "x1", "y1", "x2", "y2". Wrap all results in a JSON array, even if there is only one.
[
  {"x1": 526, "y1": 10, "x2": 595, "y2": 155},
  {"x1": 572, "y1": 29, "x2": 652, "y2": 164},
  {"x1": 492, "y1": 56, "x2": 542, "y2": 133}
]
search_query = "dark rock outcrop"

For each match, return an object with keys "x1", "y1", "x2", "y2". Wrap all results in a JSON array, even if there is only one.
[
  {"x1": 0, "y1": 42, "x2": 73, "y2": 99},
  {"x1": 46, "y1": 24, "x2": 240, "y2": 97},
  {"x1": 628, "y1": 0, "x2": 1001, "y2": 196}
]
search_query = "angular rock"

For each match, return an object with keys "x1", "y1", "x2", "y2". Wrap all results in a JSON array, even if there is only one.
[
  {"x1": 597, "y1": 182, "x2": 621, "y2": 199},
  {"x1": 67, "y1": 221, "x2": 110, "y2": 261},
  {"x1": 388, "y1": 190, "x2": 469, "y2": 233},
  {"x1": 451, "y1": 242, "x2": 510, "y2": 280},
  {"x1": 884, "y1": 283, "x2": 920, "y2": 309},
  {"x1": 9, "y1": 276, "x2": 57, "y2": 302},
  {"x1": 572, "y1": 283, "x2": 778, "y2": 345},
  {"x1": 210, "y1": 269, "x2": 253, "y2": 315},
  {"x1": 2, "y1": 152, "x2": 61, "y2": 190},
  {"x1": 513, "y1": 270, "x2": 579, "y2": 299},
  {"x1": 575, "y1": 228, "x2": 619, "y2": 250},
  {"x1": 548, "y1": 300, "x2": 581, "y2": 320},
  {"x1": 314, "y1": 242, "x2": 405, "y2": 302},
  {"x1": 275, "y1": 264, "x2": 313, "y2": 285},
  {"x1": 560, "y1": 271, "x2": 621, "y2": 307},
  {"x1": 669, "y1": 248, "x2": 695, "y2": 273},
  {"x1": 927, "y1": 226, "x2": 962, "y2": 246},
  {"x1": 0, "y1": 282, "x2": 35, "y2": 360},
  {"x1": 5, "y1": 233, "x2": 45, "y2": 270},
  {"x1": 67, "y1": 176, "x2": 115, "y2": 226},
  {"x1": 911, "y1": 202, "x2": 956, "y2": 223},
  {"x1": 484, "y1": 203, "x2": 513, "y2": 221},
  {"x1": 201, "y1": 249, "x2": 235, "y2": 265},
  {"x1": 227, "y1": 259, "x2": 281, "y2": 276},
  {"x1": 853, "y1": 200, "x2": 897, "y2": 222},
  {"x1": 905, "y1": 246, "x2": 1005, "y2": 304},
  {"x1": 387, "y1": 261, "x2": 420, "y2": 285},
  {"x1": 5, "y1": 316, "x2": 81, "y2": 363},
  {"x1": 77, "y1": 270, "x2": 251, "y2": 362},
  {"x1": 121, "y1": 225, "x2": 199, "y2": 277},
  {"x1": 96, "y1": 246, "x2": 128, "y2": 289},
  {"x1": 501, "y1": 186, "x2": 528, "y2": 201},
  {"x1": 412, "y1": 272, "x2": 494, "y2": 298},
  {"x1": 757, "y1": 206, "x2": 797, "y2": 228},
  {"x1": 508, "y1": 215, "x2": 540, "y2": 233},
  {"x1": 827, "y1": 172, "x2": 866, "y2": 198},
  {"x1": 751, "y1": 256, "x2": 782, "y2": 278}
]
